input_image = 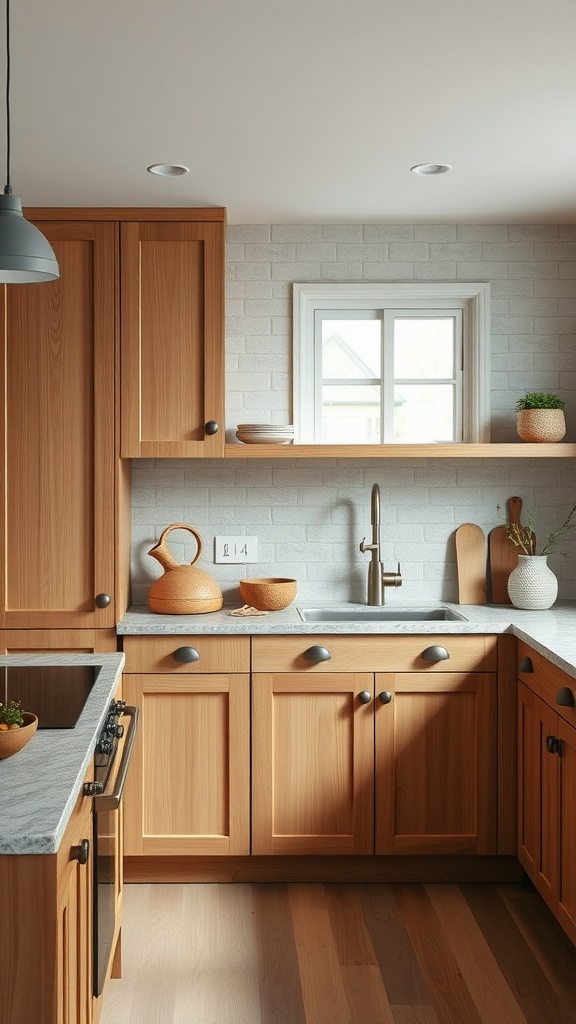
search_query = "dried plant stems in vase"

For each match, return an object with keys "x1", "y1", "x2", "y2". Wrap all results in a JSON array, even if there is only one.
[{"x1": 498, "y1": 500, "x2": 576, "y2": 609}]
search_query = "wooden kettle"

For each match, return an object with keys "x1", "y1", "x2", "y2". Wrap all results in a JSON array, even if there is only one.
[{"x1": 148, "y1": 523, "x2": 223, "y2": 614}]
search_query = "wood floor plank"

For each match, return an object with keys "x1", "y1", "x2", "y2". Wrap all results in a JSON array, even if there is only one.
[
  {"x1": 392, "y1": 1009, "x2": 445, "y2": 1024},
  {"x1": 394, "y1": 883, "x2": 484, "y2": 1024},
  {"x1": 325, "y1": 884, "x2": 380, "y2": 966},
  {"x1": 425, "y1": 883, "x2": 529, "y2": 1024},
  {"x1": 289, "y1": 883, "x2": 353, "y2": 1024},
  {"x1": 340, "y1": 964, "x2": 397, "y2": 1024},
  {"x1": 359, "y1": 884, "x2": 439, "y2": 1016},
  {"x1": 251, "y1": 883, "x2": 307, "y2": 1024},
  {"x1": 462, "y1": 883, "x2": 575, "y2": 1024},
  {"x1": 497, "y1": 883, "x2": 576, "y2": 1001}
]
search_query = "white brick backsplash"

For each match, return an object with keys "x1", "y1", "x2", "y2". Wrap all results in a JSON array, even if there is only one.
[{"x1": 129, "y1": 223, "x2": 576, "y2": 605}]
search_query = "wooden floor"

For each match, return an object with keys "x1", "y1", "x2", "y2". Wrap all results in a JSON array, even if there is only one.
[{"x1": 100, "y1": 881, "x2": 576, "y2": 1024}]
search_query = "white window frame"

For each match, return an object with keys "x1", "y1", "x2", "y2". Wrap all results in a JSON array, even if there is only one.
[{"x1": 293, "y1": 283, "x2": 491, "y2": 444}]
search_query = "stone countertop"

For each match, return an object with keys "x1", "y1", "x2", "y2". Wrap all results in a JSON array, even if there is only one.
[
  {"x1": 118, "y1": 602, "x2": 576, "y2": 680},
  {"x1": 0, "y1": 653, "x2": 124, "y2": 855}
]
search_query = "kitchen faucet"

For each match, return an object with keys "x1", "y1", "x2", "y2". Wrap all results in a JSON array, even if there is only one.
[{"x1": 359, "y1": 483, "x2": 402, "y2": 605}]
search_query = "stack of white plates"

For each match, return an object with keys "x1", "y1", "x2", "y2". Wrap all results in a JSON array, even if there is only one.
[{"x1": 236, "y1": 423, "x2": 294, "y2": 444}]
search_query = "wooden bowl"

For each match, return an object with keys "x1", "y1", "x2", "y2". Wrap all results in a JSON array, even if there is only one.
[
  {"x1": 239, "y1": 577, "x2": 297, "y2": 611},
  {"x1": 0, "y1": 713, "x2": 38, "y2": 759}
]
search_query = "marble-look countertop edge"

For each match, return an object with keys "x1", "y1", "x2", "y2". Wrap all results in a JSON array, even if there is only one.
[
  {"x1": 0, "y1": 653, "x2": 124, "y2": 855},
  {"x1": 118, "y1": 603, "x2": 576, "y2": 680}
]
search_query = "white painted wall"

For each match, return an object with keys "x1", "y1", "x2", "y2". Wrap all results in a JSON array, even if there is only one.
[{"x1": 130, "y1": 223, "x2": 576, "y2": 607}]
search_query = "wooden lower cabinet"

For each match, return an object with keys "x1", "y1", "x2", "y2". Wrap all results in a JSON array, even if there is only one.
[
  {"x1": 0, "y1": 776, "x2": 93, "y2": 1024},
  {"x1": 0, "y1": 628, "x2": 118, "y2": 653},
  {"x1": 376, "y1": 671, "x2": 497, "y2": 855},
  {"x1": 518, "y1": 678, "x2": 576, "y2": 945},
  {"x1": 123, "y1": 671, "x2": 250, "y2": 855},
  {"x1": 252, "y1": 669, "x2": 498, "y2": 856}
]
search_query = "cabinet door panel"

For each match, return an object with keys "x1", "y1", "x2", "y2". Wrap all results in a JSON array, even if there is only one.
[
  {"x1": 252, "y1": 673, "x2": 374, "y2": 855},
  {"x1": 0, "y1": 222, "x2": 116, "y2": 628},
  {"x1": 376, "y1": 672, "x2": 497, "y2": 855},
  {"x1": 123, "y1": 673, "x2": 249, "y2": 855},
  {"x1": 557, "y1": 717, "x2": 576, "y2": 944},
  {"x1": 121, "y1": 220, "x2": 224, "y2": 457},
  {"x1": 517, "y1": 683, "x2": 560, "y2": 906}
]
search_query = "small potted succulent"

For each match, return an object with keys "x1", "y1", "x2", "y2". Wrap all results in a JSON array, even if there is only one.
[
  {"x1": 0, "y1": 699, "x2": 38, "y2": 758},
  {"x1": 516, "y1": 392, "x2": 566, "y2": 443}
]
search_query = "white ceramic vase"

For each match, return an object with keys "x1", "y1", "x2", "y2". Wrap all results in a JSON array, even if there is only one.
[{"x1": 507, "y1": 554, "x2": 558, "y2": 610}]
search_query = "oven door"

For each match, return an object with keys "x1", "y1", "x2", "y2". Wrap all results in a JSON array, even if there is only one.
[{"x1": 92, "y1": 704, "x2": 139, "y2": 997}]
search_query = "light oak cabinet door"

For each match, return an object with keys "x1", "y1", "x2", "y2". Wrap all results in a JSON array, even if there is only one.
[
  {"x1": 0, "y1": 779, "x2": 93, "y2": 1024},
  {"x1": 57, "y1": 802, "x2": 93, "y2": 1024},
  {"x1": 375, "y1": 672, "x2": 498, "y2": 855},
  {"x1": 252, "y1": 672, "x2": 375, "y2": 855},
  {"x1": 0, "y1": 221, "x2": 116, "y2": 629},
  {"x1": 518, "y1": 680, "x2": 576, "y2": 945},
  {"x1": 123, "y1": 672, "x2": 250, "y2": 855},
  {"x1": 120, "y1": 217, "x2": 225, "y2": 458}
]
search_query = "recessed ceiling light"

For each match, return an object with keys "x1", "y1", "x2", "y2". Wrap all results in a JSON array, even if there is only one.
[
  {"x1": 410, "y1": 163, "x2": 452, "y2": 175},
  {"x1": 147, "y1": 164, "x2": 189, "y2": 177}
]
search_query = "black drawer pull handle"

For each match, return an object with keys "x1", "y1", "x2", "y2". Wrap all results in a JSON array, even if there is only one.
[
  {"x1": 72, "y1": 839, "x2": 90, "y2": 865},
  {"x1": 421, "y1": 645, "x2": 450, "y2": 662},
  {"x1": 173, "y1": 646, "x2": 200, "y2": 664},
  {"x1": 519, "y1": 656, "x2": 534, "y2": 672},
  {"x1": 556, "y1": 686, "x2": 575, "y2": 708},
  {"x1": 379, "y1": 691, "x2": 392, "y2": 704},
  {"x1": 303, "y1": 645, "x2": 331, "y2": 662}
]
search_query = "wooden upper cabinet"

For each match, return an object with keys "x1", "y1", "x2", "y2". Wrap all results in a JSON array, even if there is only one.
[
  {"x1": 120, "y1": 216, "x2": 225, "y2": 457},
  {"x1": 0, "y1": 221, "x2": 116, "y2": 629}
]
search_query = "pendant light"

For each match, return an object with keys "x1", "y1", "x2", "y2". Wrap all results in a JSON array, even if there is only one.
[{"x1": 0, "y1": 0, "x2": 58, "y2": 282}]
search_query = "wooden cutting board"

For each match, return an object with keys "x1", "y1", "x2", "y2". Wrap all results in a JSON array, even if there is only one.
[
  {"x1": 489, "y1": 496, "x2": 535, "y2": 604},
  {"x1": 455, "y1": 523, "x2": 487, "y2": 604}
]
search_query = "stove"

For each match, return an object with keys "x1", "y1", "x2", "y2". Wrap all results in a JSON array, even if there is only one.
[{"x1": 2, "y1": 665, "x2": 98, "y2": 728}]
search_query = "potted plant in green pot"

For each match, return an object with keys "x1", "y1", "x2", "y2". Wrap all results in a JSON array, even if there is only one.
[
  {"x1": 501, "y1": 501, "x2": 576, "y2": 609},
  {"x1": 516, "y1": 392, "x2": 566, "y2": 443}
]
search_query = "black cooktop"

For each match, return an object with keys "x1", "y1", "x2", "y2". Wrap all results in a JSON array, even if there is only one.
[{"x1": 2, "y1": 665, "x2": 99, "y2": 728}]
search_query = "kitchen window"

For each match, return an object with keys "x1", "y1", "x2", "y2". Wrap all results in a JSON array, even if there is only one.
[{"x1": 293, "y1": 283, "x2": 490, "y2": 444}]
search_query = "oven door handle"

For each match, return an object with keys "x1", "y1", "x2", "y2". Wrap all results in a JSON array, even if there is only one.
[{"x1": 93, "y1": 705, "x2": 139, "y2": 811}]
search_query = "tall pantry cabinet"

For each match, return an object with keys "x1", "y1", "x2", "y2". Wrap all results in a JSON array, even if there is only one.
[{"x1": 0, "y1": 208, "x2": 226, "y2": 651}]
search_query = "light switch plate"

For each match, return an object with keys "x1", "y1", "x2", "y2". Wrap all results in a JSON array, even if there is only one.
[{"x1": 214, "y1": 536, "x2": 258, "y2": 563}]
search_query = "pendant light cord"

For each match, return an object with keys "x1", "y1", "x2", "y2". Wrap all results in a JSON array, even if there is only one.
[{"x1": 4, "y1": 0, "x2": 11, "y2": 195}]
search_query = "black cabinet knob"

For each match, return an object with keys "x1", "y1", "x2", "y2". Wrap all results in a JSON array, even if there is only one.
[
  {"x1": 205, "y1": 420, "x2": 219, "y2": 435},
  {"x1": 358, "y1": 690, "x2": 372, "y2": 704},
  {"x1": 303, "y1": 645, "x2": 331, "y2": 662},
  {"x1": 173, "y1": 646, "x2": 200, "y2": 664},
  {"x1": 519, "y1": 656, "x2": 534, "y2": 672},
  {"x1": 421, "y1": 645, "x2": 450, "y2": 662},
  {"x1": 95, "y1": 593, "x2": 111, "y2": 608},
  {"x1": 546, "y1": 735, "x2": 562, "y2": 755},
  {"x1": 556, "y1": 686, "x2": 575, "y2": 708},
  {"x1": 72, "y1": 839, "x2": 90, "y2": 865},
  {"x1": 379, "y1": 691, "x2": 392, "y2": 704}
]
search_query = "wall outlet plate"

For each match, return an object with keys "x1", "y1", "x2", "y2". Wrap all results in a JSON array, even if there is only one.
[{"x1": 214, "y1": 536, "x2": 258, "y2": 563}]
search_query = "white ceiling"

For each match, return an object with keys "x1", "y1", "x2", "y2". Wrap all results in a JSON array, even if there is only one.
[{"x1": 7, "y1": 0, "x2": 576, "y2": 222}]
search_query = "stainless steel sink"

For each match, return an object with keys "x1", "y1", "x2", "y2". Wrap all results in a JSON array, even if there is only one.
[{"x1": 298, "y1": 606, "x2": 467, "y2": 622}]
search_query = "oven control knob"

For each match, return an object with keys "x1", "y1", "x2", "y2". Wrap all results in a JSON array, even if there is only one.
[{"x1": 97, "y1": 737, "x2": 113, "y2": 755}]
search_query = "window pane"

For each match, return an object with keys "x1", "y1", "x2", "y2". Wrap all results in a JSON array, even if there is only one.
[
  {"x1": 393, "y1": 384, "x2": 455, "y2": 442},
  {"x1": 321, "y1": 384, "x2": 381, "y2": 443},
  {"x1": 393, "y1": 318, "x2": 455, "y2": 379},
  {"x1": 322, "y1": 319, "x2": 381, "y2": 379}
]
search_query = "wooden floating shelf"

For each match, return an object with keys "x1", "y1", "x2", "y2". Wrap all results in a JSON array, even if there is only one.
[{"x1": 224, "y1": 443, "x2": 576, "y2": 459}]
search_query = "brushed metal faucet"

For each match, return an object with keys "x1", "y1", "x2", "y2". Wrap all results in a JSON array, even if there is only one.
[{"x1": 359, "y1": 483, "x2": 402, "y2": 605}]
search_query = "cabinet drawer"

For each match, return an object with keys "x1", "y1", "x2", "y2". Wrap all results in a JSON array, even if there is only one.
[
  {"x1": 252, "y1": 634, "x2": 497, "y2": 673},
  {"x1": 122, "y1": 635, "x2": 250, "y2": 673},
  {"x1": 518, "y1": 640, "x2": 576, "y2": 728}
]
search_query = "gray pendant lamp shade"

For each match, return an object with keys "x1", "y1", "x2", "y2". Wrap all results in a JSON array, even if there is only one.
[
  {"x1": 0, "y1": 0, "x2": 59, "y2": 283},
  {"x1": 0, "y1": 194, "x2": 59, "y2": 282}
]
